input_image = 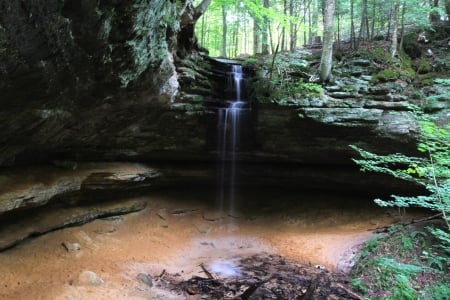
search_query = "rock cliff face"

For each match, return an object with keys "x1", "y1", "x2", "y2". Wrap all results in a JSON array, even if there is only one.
[
  {"x1": 1, "y1": 2, "x2": 447, "y2": 177},
  {"x1": 2, "y1": 2, "x2": 449, "y2": 249},
  {"x1": 0, "y1": 0, "x2": 203, "y2": 166}
]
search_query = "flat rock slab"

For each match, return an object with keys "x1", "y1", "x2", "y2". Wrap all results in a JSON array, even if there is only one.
[
  {"x1": 0, "y1": 198, "x2": 146, "y2": 251},
  {"x1": 0, "y1": 162, "x2": 159, "y2": 214}
]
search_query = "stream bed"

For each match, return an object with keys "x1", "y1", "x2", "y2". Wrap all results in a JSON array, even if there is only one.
[{"x1": 0, "y1": 186, "x2": 428, "y2": 299}]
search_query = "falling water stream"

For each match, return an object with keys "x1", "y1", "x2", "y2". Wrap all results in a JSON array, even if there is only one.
[
  {"x1": 213, "y1": 64, "x2": 248, "y2": 276},
  {"x1": 216, "y1": 64, "x2": 246, "y2": 217}
]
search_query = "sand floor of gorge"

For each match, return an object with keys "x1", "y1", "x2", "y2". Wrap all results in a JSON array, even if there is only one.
[{"x1": 0, "y1": 189, "x2": 426, "y2": 300}]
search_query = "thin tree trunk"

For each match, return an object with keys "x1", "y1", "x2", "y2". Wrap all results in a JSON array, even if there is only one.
[
  {"x1": 234, "y1": 0, "x2": 240, "y2": 57},
  {"x1": 269, "y1": 22, "x2": 275, "y2": 53},
  {"x1": 386, "y1": 5, "x2": 392, "y2": 40},
  {"x1": 281, "y1": 0, "x2": 287, "y2": 51},
  {"x1": 445, "y1": 0, "x2": 450, "y2": 17},
  {"x1": 370, "y1": 0, "x2": 376, "y2": 39},
  {"x1": 221, "y1": 5, "x2": 227, "y2": 57},
  {"x1": 289, "y1": 0, "x2": 296, "y2": 51},
  {"x1": 254, "y1": 18, "x2": 261, "y2": 54},
  {"x1": 311, "y1": 0, "x2": 319, "y2": 43},
  {"x1": 379, "y1": 1, "x2": 385, "y2": 35},
  {"x1": 336, "y1": 0, "x2": 340, "y2": 50},
  {"x1": 390, "y1": 0, "x2": 399, "y2": 57},
  {"x1": 319, "y1": 0, "x2": 335, "y2": 82},
  {"x1": 365, "y1": 5, "x2": 370, "y2": 39},
  {"x1": 350, "y1": 0, "x2": 355, "y2": 49},
  {"x1": 306, "y1": 2, "x2": 310, "y2": 44},
  {"x1": 429, "y1": 0, "x2": 440, "y2": 23},
  {"x1": 262, "y1": 0, "x2": 270, "y2": 54},
  {"x1": 357, "y1": 0, "x2": 368, "y2": 48},
  {"x1": 399, "y1": 1, "x2": 406, "y2": 51},
  {"x1": 200, "y1": 11, "x2": 206, "y2": 47}
]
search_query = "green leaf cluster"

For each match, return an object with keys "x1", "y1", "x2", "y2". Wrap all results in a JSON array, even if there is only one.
[
  {"x1": 350, "y1": 106, "x2": 450, "y2": 226},
  {"x1": 350, "y1": 105, "x2": 450, "y2": 298},
  {"x1": 351, "y1": 225, "x2": 449, "y2": 299}
]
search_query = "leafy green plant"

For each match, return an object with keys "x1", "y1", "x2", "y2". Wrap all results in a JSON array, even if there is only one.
[
  {"x1": 350, "y1": 105, "x2": 449, "y2": 297},
  {"x1": 351, "y1": 278, "x2": 369, "y2": 295},
  {"x1": 285, "y1": 81, "x2": 322, "y2": 96},
  {"x1": 350, "y1": 106, "x2": 450, "y2": 233},
  {"x1": 422, "y1": 282, "x2": 450, "y2": 299},
  {"x1": 389, "y1": 274, "x2": 418, "y2": 300}
]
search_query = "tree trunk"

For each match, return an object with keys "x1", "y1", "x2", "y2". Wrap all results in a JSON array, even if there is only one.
[
  {"x1": 399, "y1": 2, "x2": 406, "y2": 51},
  {"x1": 281, "y1": 0, "x2": 287, "y2": 51},
  {"x1": 429, "y1": 0, "x2": 440, "y2": 23},
  {"x1": 234, "y1": 1, "x2": 240, "y2": 57},
  {"x1": 370, "y1": 0, "x2": 376, "y2": 39},
  {"x1": 254, "y1": 18, "x2": 261, "y2": 54},
  {"x1": 193, "y1": 0, "x2": 212, "y2": 22},
  {"x1": 200, "y1": 11, "x2": 206, "y2": 47},
  {"x1": 306, "y1": 2, "x2": 310, "y2": 44},
  {"x1": 178, "y1": 0, "x2": 212, "y2": 56},
  {"x1": 445, "y1": 0, "x2": 450, "y2": 17},
  {"x1": 336, "y1": 0, "x2": 340, "y2": 50},
  {"x1": 386, "y1": 5, "x2": 392, "y2": 40},
  {"x1": 357, "y1": 0, "x2": 368, "y2": 48},
  {"x1": 262, "y1": 0, "x2": 270, "y2": 54},
  {"x1": 289, "y1": 0, "x2": 296, "y2": 51},
  {"x1": 350, "y1": 0, "x2": 355, "y2": 49},
  {"x1": 319, "y1": 0, "x2": 335, "y2": 82},
  {"x1": 310, "y1": 0, "x2": 319, "y2": 43},
  {"x1": 390, "y1": 0, "x2": 399, "y2": 57},
  {"x1": 221, "y1": 5, "x2": 227, "y2": 57}
]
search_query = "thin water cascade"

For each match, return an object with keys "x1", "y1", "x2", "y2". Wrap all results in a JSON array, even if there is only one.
[{"x1": 216, "y1": 64, "x2": 247, "y2": 217}]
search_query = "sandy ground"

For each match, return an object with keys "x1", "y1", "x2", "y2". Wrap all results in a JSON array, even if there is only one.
[{"x1": 0, "y1": 189, "x2": 425, "y2": 300}]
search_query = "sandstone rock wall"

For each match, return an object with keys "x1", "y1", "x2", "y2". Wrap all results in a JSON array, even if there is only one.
[{"x1": 0, "y1": 0, "x2": 195, "y2": 166}]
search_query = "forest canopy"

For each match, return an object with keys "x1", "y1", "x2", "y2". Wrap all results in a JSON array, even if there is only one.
[{"x1": 193, "y1": 0, "x2": 450, "y2": 58}]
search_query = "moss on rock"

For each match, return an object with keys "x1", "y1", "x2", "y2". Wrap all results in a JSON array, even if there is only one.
[{"x1": 119, "y1": 0, "x2": 179, "y2": 87}]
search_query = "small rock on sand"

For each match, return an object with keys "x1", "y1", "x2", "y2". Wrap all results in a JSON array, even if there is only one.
[{"x1": 75, "y1": 270, "x2": 104, "y2": 286}]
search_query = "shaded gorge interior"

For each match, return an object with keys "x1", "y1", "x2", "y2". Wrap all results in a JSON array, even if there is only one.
[{"x1": 0, "y1": 0, "x2": 448, "y2": 299}]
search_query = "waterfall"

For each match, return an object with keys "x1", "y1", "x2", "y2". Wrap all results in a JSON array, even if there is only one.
[
  {"x1": 232, "y1": 65, "x2": 242, "y2": 101},
  {"x1": 217, "y1": 64, "x2": 246, "y2": 215}
]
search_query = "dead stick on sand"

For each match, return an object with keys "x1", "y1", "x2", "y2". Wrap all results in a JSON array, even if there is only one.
[
  {"x1": 200, "y1": 263, "x2": 214, "y2": 279},
  {"x1": 336, "y1": 283, "x2": 364, "y2": 300}
]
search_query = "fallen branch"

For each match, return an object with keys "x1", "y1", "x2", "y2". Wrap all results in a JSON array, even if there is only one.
[
  {"x1": 335, "y1": 283, "x2": 364, "y2": 300},
  {"x1": 158, "y1": 269, "x2": 166, "y2": 279},
  {"x1": 370, "y1": 213, "x2": 443, "y2": 233},
  {"x1": 200, "y1": 263, "x2": 214, "y2": 279}
]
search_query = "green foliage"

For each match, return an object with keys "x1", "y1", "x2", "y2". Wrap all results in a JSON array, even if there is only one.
[
  {"x1": 350, "y1": 278, "x2": 368, "y2": 295},
  {"x1": 351, "y1": 224, "x2": 449, "y2": 299},
  {"x1": 433, "y1": 78, "x2": 450, "y2": 86},
  {"x1": 272, "y1": 80, "x2": 322, "y2": 101},
  {"x1": 372, "y1": 69, "x2": 398, "y2": 82},
  {"x1": 389, "y1": 274, "x2": 418, "y2": 300},
  {"x1": 371, "y1": 65, "x2": 416, "y2": 84},
  {"x1": 416, "y1": 58, "x2": 432, "y2": 74},
  {"x1": 422, "y1": 282, "x2": 450, "y2": 299},
  {"x1": 367, "y1": 50, "x2": 415, "y2": 84},
  {"x1": 351, "y1": 105, "x2": 450, "y2": 298},
  {"x1": 350, "y1": 107, "x2": 450, "y2": 225},
  {"x1": 361, "y1": 47, "x2": 392, "y2": 63}
]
